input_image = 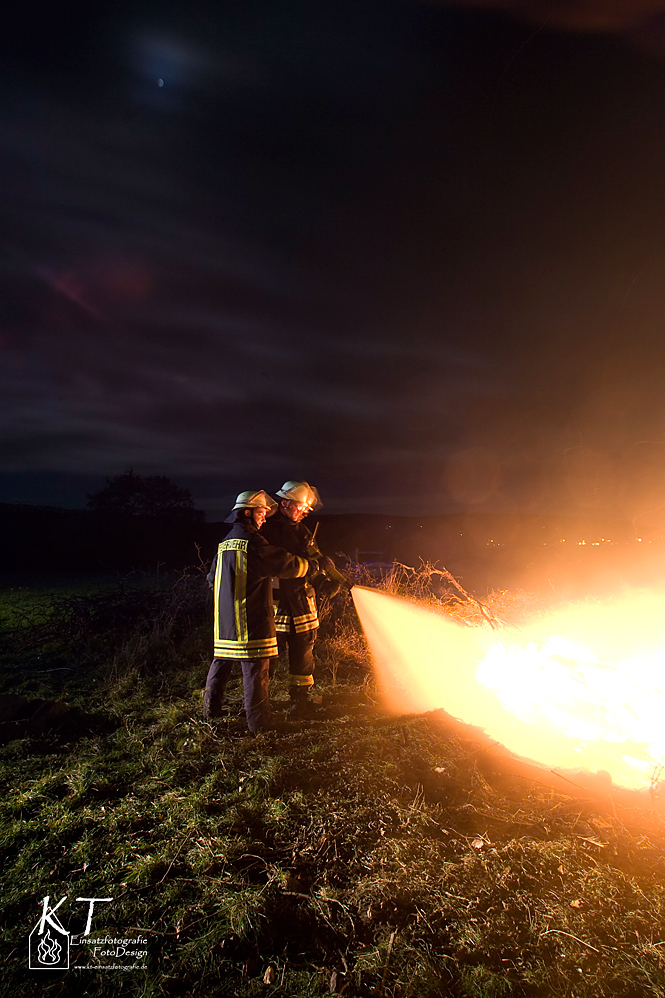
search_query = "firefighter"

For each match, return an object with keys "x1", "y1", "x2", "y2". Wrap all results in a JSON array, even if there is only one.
[
  {"x1": 204, "y1": 490, "x2": 316, "y2": 734},
  {"x1": 262, "y1": 480, "x2": 336, "y2": 717}
]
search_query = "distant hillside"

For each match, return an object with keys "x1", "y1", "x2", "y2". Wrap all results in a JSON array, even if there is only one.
[{"x1": 0, "y1": 503, "x2": 210, "y2": 573}]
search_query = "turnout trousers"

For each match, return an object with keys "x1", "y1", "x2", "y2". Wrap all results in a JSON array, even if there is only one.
[
  {"x1": 275, "y1": 626, "x2": 316, "y2": 701},
  {"x1": 204, "y1": 657, "x2": 271, "y2": 733}
]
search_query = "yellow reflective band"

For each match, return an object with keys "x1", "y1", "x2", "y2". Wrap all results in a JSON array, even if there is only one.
[
  {"x1": 215, "y1": 637, "x2": 277, "y2": 650},
  {"x1": 293, "y1": 611, "x2": 318, "y2": 625},
  {"x1": 294, "y1": 557, "x2": 308, "y2": 578},
  {"x1": 274, "y1": 611, "x2": 290, "y2": 633},
  {"x1": 213, "y1": 546, "x2": 223, "y2": 645},
  {"x1": 234, "y1": 547, "x2": 248, "y2": 641},
  {"x1": 294, "y1": 620, "x2": 319, "y2": 634},
  {"x1": 213, "y1": 650, "x2": 279, "y2": 660},
  {"x1": 293, "y1": 608, "x2": 319, "y2": 634},
  {"x1": 290, "y1": 673, "x2": 314, "y2": 687},
  {"x1": 214, "y1": 638, "x2": 278, "y2": 660}
]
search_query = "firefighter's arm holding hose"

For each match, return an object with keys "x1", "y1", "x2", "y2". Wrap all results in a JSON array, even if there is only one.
[{"x1": 305, "y1": 527, "x2": 353, "y2": 593}]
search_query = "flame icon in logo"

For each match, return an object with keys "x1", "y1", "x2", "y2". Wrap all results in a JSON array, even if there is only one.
[{"x1": 37, "y1": 930, "x2": 61, "y2": 964}]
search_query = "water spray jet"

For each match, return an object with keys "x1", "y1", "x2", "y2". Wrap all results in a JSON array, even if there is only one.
[{"x1": 352, "y1": 584, "x2": 665, "y2": 799}]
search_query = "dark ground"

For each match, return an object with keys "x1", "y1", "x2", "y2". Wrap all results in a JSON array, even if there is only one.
[{"x1": 1, "y1": 573, "x2": 665, "y2": 995}]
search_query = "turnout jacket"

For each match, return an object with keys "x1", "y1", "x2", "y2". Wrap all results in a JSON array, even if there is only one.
[
  {"x1": 208, "y1": 521, "x2": 309, "y2": 660},
  {"x1": 261, "y1": 513, "x2": 319, "y2": 635}
]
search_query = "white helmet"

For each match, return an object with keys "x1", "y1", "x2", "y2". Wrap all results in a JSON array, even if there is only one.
[
  {"x1": 230, "y1": 490, "x2": 277, "y2": 515},
  {"x1": 275, "y1": 481, "x2": 322, "y2": 510}
]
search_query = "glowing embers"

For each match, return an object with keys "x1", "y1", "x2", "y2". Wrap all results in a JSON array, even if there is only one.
[{"x1": 352, "y1": 586, "x2": 665, "y2": 790}]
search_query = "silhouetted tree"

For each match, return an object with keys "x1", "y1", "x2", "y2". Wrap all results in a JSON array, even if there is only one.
[{"x1": 87, "y1": 470, "x2": 203, "y2": 523}]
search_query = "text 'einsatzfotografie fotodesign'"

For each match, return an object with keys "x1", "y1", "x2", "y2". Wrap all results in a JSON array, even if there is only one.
[{"x1": 28, "y1": 894, "x2": 148, "y2": 971}]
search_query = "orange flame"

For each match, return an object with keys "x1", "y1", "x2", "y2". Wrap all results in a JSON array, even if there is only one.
[{"x1": 352, "y1": 585, "x2": 665, "y2": 791}]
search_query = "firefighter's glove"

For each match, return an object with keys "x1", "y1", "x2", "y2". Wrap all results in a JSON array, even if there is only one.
[
  {"x1": 319, "y1": 556, "x2": 353, "y2": 592},
  {"x1": 317, "y1": 576, "x2": 341, "y2": 598}
]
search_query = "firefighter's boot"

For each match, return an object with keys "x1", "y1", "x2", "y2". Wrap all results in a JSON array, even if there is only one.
[{"x1": 288, "y1": 686, "x2": 323, "y2": 719}]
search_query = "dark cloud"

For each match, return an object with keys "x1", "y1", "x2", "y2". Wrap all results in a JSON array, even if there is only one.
[{"x1": 3, "y1": 2, "x2": 665, "y2": 516}]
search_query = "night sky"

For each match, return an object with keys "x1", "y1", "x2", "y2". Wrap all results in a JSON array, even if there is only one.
[{"x1": 4, "y1": 0, "x2": 665, "y2": 519}]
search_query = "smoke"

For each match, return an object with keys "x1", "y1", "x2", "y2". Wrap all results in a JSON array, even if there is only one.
[{"x1": 438, "y1": 0, "x2": 665, "y2": 33}]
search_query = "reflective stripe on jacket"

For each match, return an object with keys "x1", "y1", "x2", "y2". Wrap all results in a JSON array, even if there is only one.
[
  {"x1": 262, "y1": 513, "x2": 320, "y2": 635},
  {"x1": 274, "y1": 588, "x2": 318, "y2": 633},
  {"x1": 212, "y1": 522, "x2": 309, "y2": 660}
]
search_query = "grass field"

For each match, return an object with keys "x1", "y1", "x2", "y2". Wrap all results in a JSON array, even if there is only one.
[{"x1": 2, "y1": 573, "x2": 665, "y2": 997}]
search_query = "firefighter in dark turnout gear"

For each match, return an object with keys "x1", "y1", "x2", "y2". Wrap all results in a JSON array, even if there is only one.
[
  {"x1": 262, "y1": 481, "x2": 331, "y2": 717},
  {"x1": 204, "y1": 490, "x2": 314, "y2": 734}
]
